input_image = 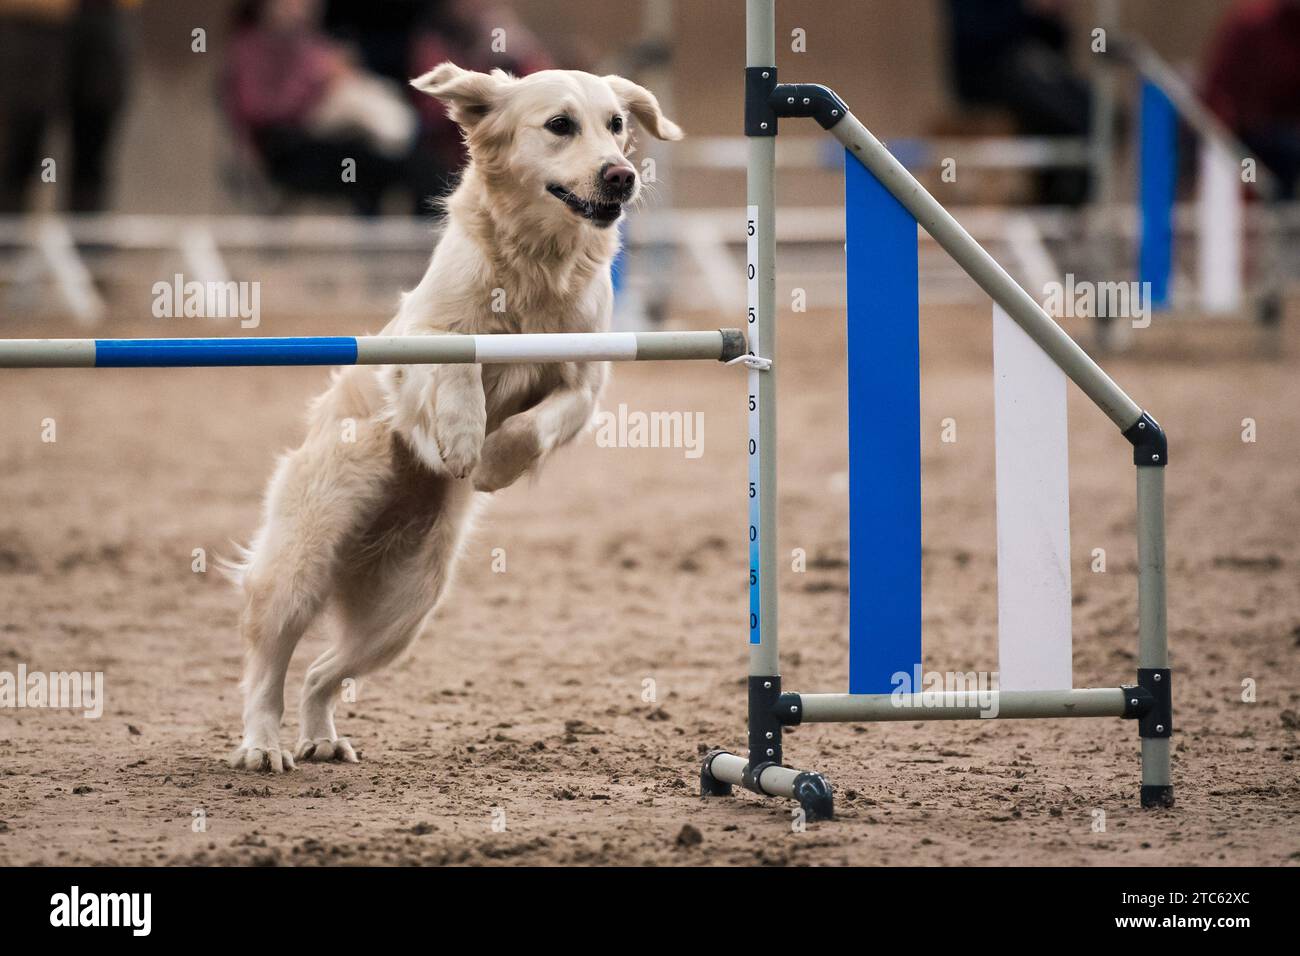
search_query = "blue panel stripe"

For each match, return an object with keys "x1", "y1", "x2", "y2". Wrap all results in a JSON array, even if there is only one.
[
  {"x1": 94, "y1": 337, "x2": 359, "y2": 367},
  {"x1": 610, "y1": 221, "x2": 628, "y2": 298},
  {"x1": 1139, "y1": 79, "x2": 1176, "y2": 310},
  {"x1": 845, "y1": 150, "x2": 923, "y2": 695}
]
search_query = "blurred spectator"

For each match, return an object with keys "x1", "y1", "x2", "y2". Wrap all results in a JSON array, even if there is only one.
[
  {"x1": 942, "y1": 0, "x2": 1092, "y2": 204},
  {"x1": 0, "y1": 0, "x2": 139, "y2": 213},
  {"x1": 1203, "y1": 0, "x2": 1300, "y2": 199},
  {"x1": 224, "y1": 0, "x2": 417, "y2": 215},
  {"x1": 227, "y1": 0, "x2": 557, "y2": 214},
  {"x1": 322, "y1": 0, "x2": 430, "y2": 85}
]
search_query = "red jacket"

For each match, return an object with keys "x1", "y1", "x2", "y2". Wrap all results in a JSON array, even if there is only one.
[
  {"x1": 1203, "y1": 0, "x2": 1300, "y2": 135},
  {"x1": 225, "y1": 27, "x2": 341, "y2": 132}
]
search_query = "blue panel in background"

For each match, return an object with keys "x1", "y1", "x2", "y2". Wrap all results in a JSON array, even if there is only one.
[
  {"x1": 1139, "y1": 79, "x2": 1177, "y2": 310},
  {"x1": 94, "y1": 337, "x2": 359, "y2": 367},
  {"x1": 610, "y1": 222, "x2": 628, "y2": 298},
  {"x1": 844, "y1": 150, "x2": 922, "y2": 695}
]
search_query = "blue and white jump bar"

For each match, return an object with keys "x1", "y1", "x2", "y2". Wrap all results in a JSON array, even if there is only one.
[{"x1": 0, "y1": 330, "x2": 747, "y2": 369}]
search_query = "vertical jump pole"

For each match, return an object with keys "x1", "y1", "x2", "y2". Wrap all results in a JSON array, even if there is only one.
[
  {"x1": 1088, "y1": 0, "x2": 1120, "y2": 209},
  {"x1": 1087, "y1": 0, "x2": 1124, "y2": 351},
  {"x1": 745, "y1": 0, "x2": 781, "y2": 769},
  {"x1": 699, "y1": 0, "x2": 834, "y2": 819},
  {"x1": 1137, "y1": 464, "x2": 1173, "y2": 807}
]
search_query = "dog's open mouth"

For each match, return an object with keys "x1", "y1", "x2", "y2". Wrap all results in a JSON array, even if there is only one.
[{"x1": 546, "y1": 185, "x2": 623, "y2": 227}]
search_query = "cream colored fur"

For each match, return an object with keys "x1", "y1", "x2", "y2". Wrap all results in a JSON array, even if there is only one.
[{"x1": 228, "y1": 64, "x2": 682, "y2": 772}]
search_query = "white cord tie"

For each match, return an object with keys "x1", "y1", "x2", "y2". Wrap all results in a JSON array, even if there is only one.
[{"x1": 726, "y1": 354, "x2": 773, "y2": 371}]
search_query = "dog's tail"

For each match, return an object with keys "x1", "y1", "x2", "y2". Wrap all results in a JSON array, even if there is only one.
[{"x1": 214, "y1": 540, "x2": 255, "y2": 589}]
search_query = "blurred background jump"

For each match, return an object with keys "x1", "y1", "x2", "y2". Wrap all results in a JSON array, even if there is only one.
[{"x1": 0, "y1": 0, "x2": 1295, "y2": 344}]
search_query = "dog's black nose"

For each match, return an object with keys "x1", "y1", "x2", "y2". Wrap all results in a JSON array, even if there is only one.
[{"x1": 601, "y1": 162, "x2": 636, "y2": 192}]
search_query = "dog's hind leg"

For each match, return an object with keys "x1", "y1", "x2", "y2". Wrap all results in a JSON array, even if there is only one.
[
  {"x1": 231, "y1": 558, "x2": 322, "y2": 773},
  {"x1": 229, "y1": 417, "x2": 387, "y2": 772},
  {"x1": 294, "y1": 606, "x2": 430, "y2": 765},
  {"x1": 229, "y1": 465, "x2": 338, "y2": 771},
  {"x1": 296, "y1": 467, "x2": 479, "y2": 763}
]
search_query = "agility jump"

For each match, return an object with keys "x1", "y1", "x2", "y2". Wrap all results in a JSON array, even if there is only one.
[
  {"x1": 0, "y1": 0, "x2": 1172, "y2": 824},
  {"x1": 697, "y1": 0, "x2": 1171, "y2": 821}
]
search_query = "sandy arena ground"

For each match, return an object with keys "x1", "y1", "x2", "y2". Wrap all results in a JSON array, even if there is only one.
[{"x1": 0, "y1": 306, "x2": 1296, "y2": 866}]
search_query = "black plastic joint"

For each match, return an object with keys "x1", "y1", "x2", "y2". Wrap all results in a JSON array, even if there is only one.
[
  {"x1": 1137, "y1": 668, "x2": 1172, "y2": 738},
  {"x1": 776, "y1": 691, "x2": 803, "y2": 725},
  {"x1": 1119, "y1": 684, "x2": 1154, "y2": 719},
  {"x1": 747, "y1": 675, "x2": 782, "y2": 769},
  {"x1": 1123, "y1": 411, "x2": 1168, "y2": 467},
  {"x1": 718, "y1": 328, "x2": 747, "y2": 363},
  {"x1": 769, "y1": 83, "x2": 849, "y2": 129},
  {"x1": 745, "y1": 66, "x2": 778, "y2": 136},
  {"x1": 742, "y1": 760, "x2": 777, "y2": 794}
]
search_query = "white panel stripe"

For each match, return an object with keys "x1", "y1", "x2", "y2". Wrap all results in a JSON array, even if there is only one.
[
  {"x1": 994, "y1": 304, "x2": 1073, "y2": 691},
  {"x1": 1197, "y1": 138, "x2": 1243, "y2": 315},
  {"x1": 472, "y1": 332, "x2": 638, "y2": 362}
]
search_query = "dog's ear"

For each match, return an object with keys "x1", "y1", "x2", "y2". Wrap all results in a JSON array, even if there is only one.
[
  {"x1": 411, "y1": 63, "x2": 511, "y2": 128},
  {"x1": 603, "y1": 75, "x2": 683, "y2": 141}
]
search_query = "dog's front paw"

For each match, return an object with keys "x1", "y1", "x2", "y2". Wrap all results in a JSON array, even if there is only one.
[
  {"x1": 472, "y1": 418, "x2": 543, "y2": 492},
  {"x1": 295, "y1": 737, "x2": 359, "y2": 764},
  {"x1": 436, "y1": 426, "x2": 483, "y2": 479},
  {"x1": 228, "y1": 743, "x2": 296, "y2": 773}
]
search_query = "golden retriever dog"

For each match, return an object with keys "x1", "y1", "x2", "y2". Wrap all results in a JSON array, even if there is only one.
[{"x1": 227, "y1": 64, "x2": 682, "y2": 772}]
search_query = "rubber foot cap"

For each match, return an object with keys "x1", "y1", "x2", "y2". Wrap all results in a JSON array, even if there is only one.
[
  {"x1": 1141, "y1": 784, "x2": 1175, "y2": 809},
  {"x1": 700, "y1": 749, "x2": 734, "y2": 798},
  {"x1": 793, "y1": 771, "x2": 833, "y2": 821}
]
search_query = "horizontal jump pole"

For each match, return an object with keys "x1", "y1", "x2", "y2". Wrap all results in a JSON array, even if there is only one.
[
  {"x1": 0, "y1": 329, "x2": 748, "y2": 369},
  {"x1": 703, "y1": 752, "x2": 808, "y2": 800},
  {"x1": 796, "y1": 688, "x2": 1137, "y2": 723}
]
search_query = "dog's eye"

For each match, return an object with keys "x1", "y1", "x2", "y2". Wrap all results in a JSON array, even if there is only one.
[
  {"x1": 545, "y1": 116, "x2": 575, "y2": 136},
  {"x1": 610, "y1": 115, "x2": 624, "y2": 134}
]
